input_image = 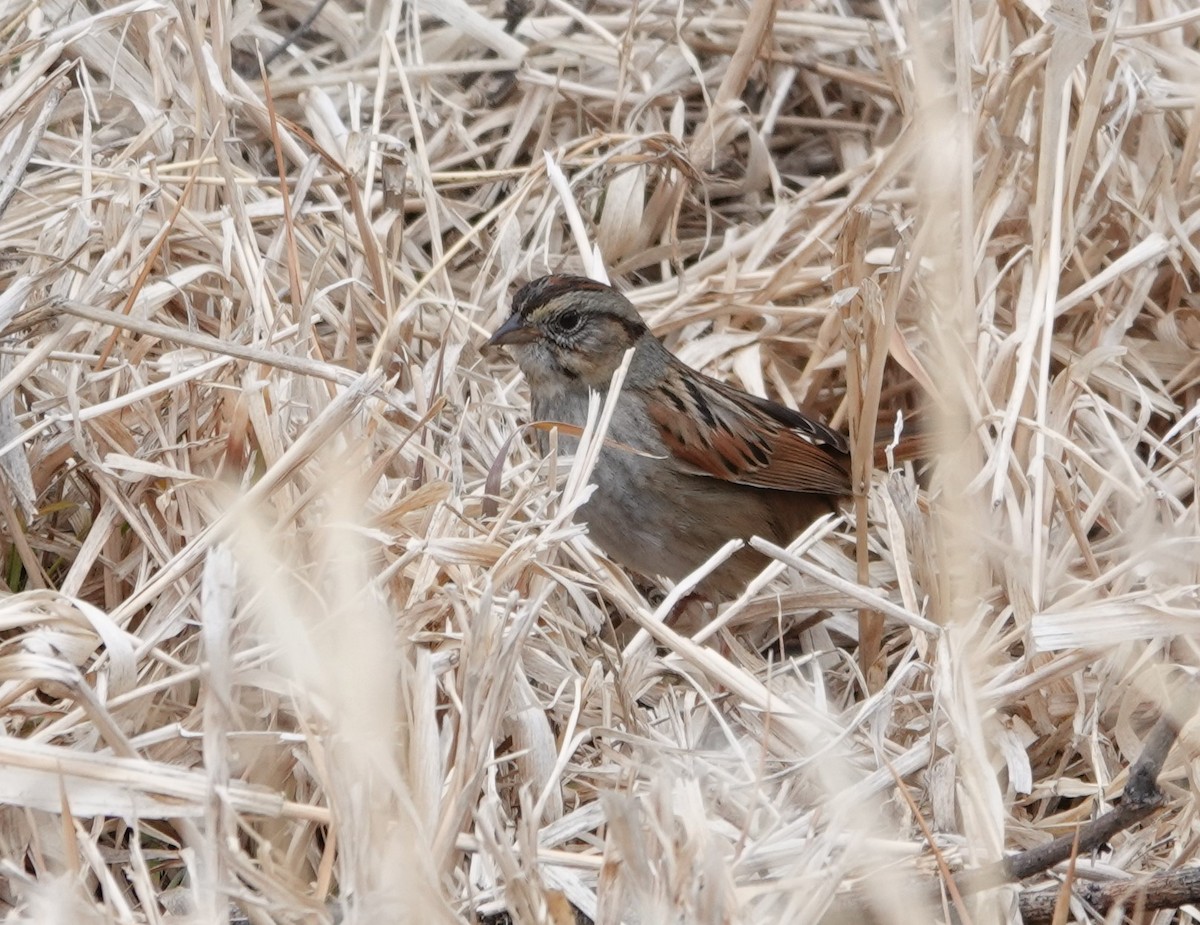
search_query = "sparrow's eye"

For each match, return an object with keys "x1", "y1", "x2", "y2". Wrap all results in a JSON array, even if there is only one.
[{"x1": 553, "y1": 310, "x2": 583, "y2": 334}]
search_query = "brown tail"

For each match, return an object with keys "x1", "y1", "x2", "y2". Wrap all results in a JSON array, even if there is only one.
[{"x1": 872, "y1": 432, "x2": 934, "y2": 469}]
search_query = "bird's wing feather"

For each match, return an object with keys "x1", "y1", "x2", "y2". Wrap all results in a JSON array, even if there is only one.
[{"x1": 642, "y1": 361, "x2": 852, "y2": 494}]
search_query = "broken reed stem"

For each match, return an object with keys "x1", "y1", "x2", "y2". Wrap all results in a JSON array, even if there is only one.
[{"x1": 838, "y1": 205, "x2": 889, "y2": 687}]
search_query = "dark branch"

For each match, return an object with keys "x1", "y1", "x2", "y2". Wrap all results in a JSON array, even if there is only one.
[
  {"x1": 823, "y1": 687, "x2": 1197, "y2": 923},
  {"x1": 1018, "y1": 866, "x2": 1200, "y2": 924},
  {"x1": 960, "y1": 684, "x2": 1197, "y2": 893}
]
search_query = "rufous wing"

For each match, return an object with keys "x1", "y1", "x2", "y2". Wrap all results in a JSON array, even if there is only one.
[{"x1": 643, "y1": 361, "x2": 852, "y2": 495}]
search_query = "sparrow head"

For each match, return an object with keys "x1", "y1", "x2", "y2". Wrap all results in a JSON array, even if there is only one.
[{"x1": 487, "y1": 275, "x2": 650, "y2": 390}]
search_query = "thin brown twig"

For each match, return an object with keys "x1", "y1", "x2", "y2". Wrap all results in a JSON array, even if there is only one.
[
  {"x1": 1018, "y1": 867, "x2": 1200, "y2": 924},
  {"x1": 959, "y1": 692, "x2": 1195, "y2": 894}
]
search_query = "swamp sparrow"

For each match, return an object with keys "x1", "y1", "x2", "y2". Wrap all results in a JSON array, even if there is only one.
[{"x1": 487, "y1": 275, "x2": 851, "y2": 598}]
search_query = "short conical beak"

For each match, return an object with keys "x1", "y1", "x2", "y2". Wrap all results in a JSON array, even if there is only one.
[{"x1": 486, "y1": 314, "x2": 539, "y2": 348}]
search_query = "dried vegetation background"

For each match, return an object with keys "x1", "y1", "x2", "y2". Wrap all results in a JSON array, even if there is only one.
[{"x1": 1, "y1": 0, "x2": 1199, "y2": 921}]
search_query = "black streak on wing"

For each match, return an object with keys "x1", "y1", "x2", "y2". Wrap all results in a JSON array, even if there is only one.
[
  {"x1": 746, "y1": 440, "x2": 772, "y2": 467},
  {"x1": 684, "y1": 378, "x2": 718, "y2": 428},
  {"x1": 646, "y1": 360, "x2": 853, "y2": 495},
  {"x1": 731, "y1": 385, "x2": 851, "y2": 454},
  {"x1": 664, "y1": 386, "x2": 689, "y2": 414}
]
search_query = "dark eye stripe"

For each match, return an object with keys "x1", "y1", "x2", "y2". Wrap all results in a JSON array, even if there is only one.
[
  {"x1": 602, "y1": 311, "x2": 648, "y2": 341},
  {"x1": 512, "y1": 274, "x2": 649, "y2": 339},
  {"x1": 540, "y1": 309, "x2": 646, "y2": 346}
]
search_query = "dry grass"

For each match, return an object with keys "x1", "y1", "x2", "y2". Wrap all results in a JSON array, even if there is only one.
[{"x1": 1, "y1": 0, "x2": 1198, "y2": 921}]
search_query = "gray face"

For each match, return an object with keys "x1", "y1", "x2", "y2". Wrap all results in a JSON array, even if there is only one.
[{"x1": 488, "y1": 276, "x2": 649, "y2": 391}]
